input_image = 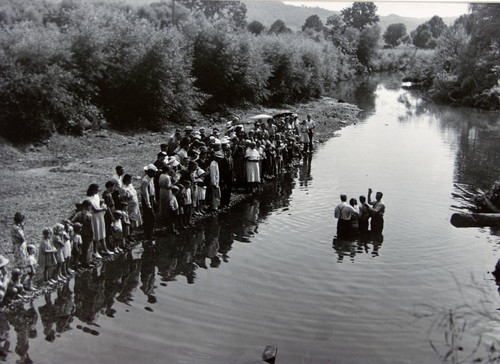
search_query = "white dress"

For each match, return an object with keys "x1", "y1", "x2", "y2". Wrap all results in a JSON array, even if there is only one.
[
  {"x1": 245, "y1": 148, "x2": 261, "y2": 183},
  {"x1": 88, "y1": 194, "x2": 106, "y2": 240}
]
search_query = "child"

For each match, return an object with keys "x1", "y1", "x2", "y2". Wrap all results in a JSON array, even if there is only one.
[
  {"x1": 111, "y1": 211, "x2": 124, "y2": 252},
  {"x1": 6, "y1": 269, "x2": 26, "y2": 301},
  {"x1": 52, "y1": 224, "x2": 67, "y2": 281},
  {"x1": 62, "y1": 220, "x2": 75, "y2": 275},
  {"x1": 38, "y1": 228, "x2": 57, "y2": 285},
  {"x1": 72, "y1": 222, "x2": 83, "y2": 270},
  {"x1": 25, "y1": 245, "x2": 37, "y2": 291},
  {"x1": 0, "y1": 255, "x2": 10, "y2": 303},
  {"x1": 181, "y1": 180, "x2": 193, "y2": 228},
  {"x1": 11, "y1": 212, "x2": 28, "y2": 290},
  {"x1": 71, "y1": 200, "x2": 94, "y2": 268},
  {"x1": 168, "y1": 185, "x2": 180, "y2": 234}
]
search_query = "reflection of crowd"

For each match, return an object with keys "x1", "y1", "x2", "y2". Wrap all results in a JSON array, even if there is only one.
[{"x1": 0, "y1": 215, "x2": 243, "y2": 362}]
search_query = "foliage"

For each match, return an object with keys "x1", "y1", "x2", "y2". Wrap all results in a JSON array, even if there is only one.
[
  {"x1": 178, "y1": 0, "x2": 247, "y2": 28},
  {"x1": 356, "y1": 25, "x2": 381, "y2": 68},
  {"x1": 192, "y1": 24, "x2": 270, "y2": 111},
  {"x1": 383, "y1": 23, "x2": 407, "y2": 47},
  {"x1": 268, "y1": 19, "x2": 292, "y2": 35},
  {"x1": 341, "y1": 2, "x2": 379, "y2": 31},
  {"x1": 0, "y1": 0, "x2": 362, "y2": 142},
  {"x1": 411, "y1": 16, "x2": 447, "y2": 49},
  {"x1": 247, "y1": 20, "x2": 265, "y2": 35},
  {"x1": 302, "y1": 14, "x2": 325, "y2": 33}
]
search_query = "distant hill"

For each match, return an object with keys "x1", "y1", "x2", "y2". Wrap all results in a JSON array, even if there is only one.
[
  {"x1": 244, "y1": 1, "x2": 457, "y2": 32},
  {"x1": 112, "y1": 0, "x2": 458, "y2": 33}
]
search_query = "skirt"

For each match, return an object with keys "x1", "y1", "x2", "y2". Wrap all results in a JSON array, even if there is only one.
[
  {"x1": 246, "y1": 161, "x2": 260, "y2": 183},
  {"x1": 91, "y1": 210, "x2": 106, "y2": 240}
]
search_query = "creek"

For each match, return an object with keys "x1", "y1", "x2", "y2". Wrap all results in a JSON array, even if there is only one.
[{"x1": 1, "y1": 73, "x2": 499, "y2": 364}]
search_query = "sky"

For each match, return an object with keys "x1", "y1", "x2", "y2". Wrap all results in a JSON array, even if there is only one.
[{"x1": 282, "y1": 1, "x2": 476, "y2": 18}]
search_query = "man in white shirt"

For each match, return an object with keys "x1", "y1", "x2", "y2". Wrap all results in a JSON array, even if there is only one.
[{"x1": 334, "y1": 194, "x2": 356, "y2": 239}]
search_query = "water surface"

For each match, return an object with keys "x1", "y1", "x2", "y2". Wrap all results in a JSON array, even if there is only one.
[{"x1": 1, "y1": 73, "x2": 499, "y2": 364}]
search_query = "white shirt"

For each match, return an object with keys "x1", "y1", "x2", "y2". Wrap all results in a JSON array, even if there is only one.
[{"x1": 334, "y1": 202, "x2": 356, "y2": 220}]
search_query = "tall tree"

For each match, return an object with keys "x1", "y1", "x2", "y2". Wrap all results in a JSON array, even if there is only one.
[
  {"x1": 427, "y1": 15, "x2": 447, "y2": 38},
  {"x1": 341, "y1": 2, "x2": 379, "y2": 30},
  {"x1": 302, "y1": 14, "x2": 325, "y2": 32},
  {"x1": 383, "y1": 23, "x2": 407, "y2": 47},
  {"x1": 247, "y1": 20, "x2": 265, "y2": 35},
  {"x1": 268, "y1": 19, "x2": 292, "y2": 35}
]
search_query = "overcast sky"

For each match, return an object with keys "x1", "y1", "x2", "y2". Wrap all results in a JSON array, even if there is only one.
[{"x1": 282, "y1": 1, "x2": 475, "y2": 18}]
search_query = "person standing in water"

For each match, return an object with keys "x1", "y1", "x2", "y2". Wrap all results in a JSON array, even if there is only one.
[
  {"x1": 334, "y1": 194, "x2": 357, "y2": 239},
  {"x1": 368, "y1": 188, "x2": 385, "y2": 234}
]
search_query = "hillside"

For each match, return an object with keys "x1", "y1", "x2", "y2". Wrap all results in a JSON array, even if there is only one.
[{"x1": 244, "y1": 1, "x2": 457, "y2": 32}]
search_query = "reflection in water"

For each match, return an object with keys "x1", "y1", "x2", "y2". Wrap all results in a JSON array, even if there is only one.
[
  {"x1": 1, "y1": 73, "x2": 498, "y2": 363},
  {"x1": 397, "y1": 91, "x2": 500, "y2": 190},
  {"x1": 332, "y1": 234, "x2": 384, "y2": 263}
]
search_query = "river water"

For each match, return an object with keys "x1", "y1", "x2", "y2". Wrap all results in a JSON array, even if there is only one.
[{"x1": 1, "y1": 73, "x2": 499, "y2": 364}]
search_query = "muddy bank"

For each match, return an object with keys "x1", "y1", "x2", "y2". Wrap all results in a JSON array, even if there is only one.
[{"x1": 0, "y1": 98, "x2": 360, "y2": 277}]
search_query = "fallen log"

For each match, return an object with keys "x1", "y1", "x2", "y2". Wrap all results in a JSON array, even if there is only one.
[{"x1": 450, "y1": 212, "x2": 500, "y2": 228}]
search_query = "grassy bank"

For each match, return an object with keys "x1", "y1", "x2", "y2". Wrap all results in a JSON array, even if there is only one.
[{"x1": 0, "y1": 99, "x2": 360, "y2": 263}]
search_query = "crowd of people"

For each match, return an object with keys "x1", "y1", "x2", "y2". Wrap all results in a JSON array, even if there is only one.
[
  {"x1": 334, "y1": 188, "x2": 386, "y2": 240},
  {"x1": 0, "y1": 113, "x2": 319, "y2": 305}
]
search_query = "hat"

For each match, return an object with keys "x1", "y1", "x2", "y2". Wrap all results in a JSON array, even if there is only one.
[
  {"x1": 213, "y1": 138, "x2": 221, "y2": 146},
  {"x1": 193, "y1": 133, "x2": 201, "y2": 140},
  {"x1": 167, "y1": 156, "x2": 180, "y2": 167},
  {"x1": 214, "y1": 150, "x2": 224, "y2": 158},
  {"x1": 0, "y1": 255, "x2": 9, "y2": 268},
  {"x1": 220, "y1": 137, "x2": 230, "y2": 145},
  {"x1": 199, "y1": 127, "x2": 206, "y2": 132},
  {"x1": 27, "y1": 244, "x2": 36, "y2": 252},
  {"x1": 157, "y1": 151, "x2": 167, "y2": 158},
  {"x1": 170, "y1": 185, "x2": 180, "y2": 192},
  {"x1": 144, "y1": 164, "x2": 158, "y2": 172},
  {"x1": 185, "y1": 126, "x2": 193, "y2": 132}
]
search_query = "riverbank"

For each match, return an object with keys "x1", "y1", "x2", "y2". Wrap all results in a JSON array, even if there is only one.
[{"x1": 0, "y1": 98, "x2": 360, "y2": 279}]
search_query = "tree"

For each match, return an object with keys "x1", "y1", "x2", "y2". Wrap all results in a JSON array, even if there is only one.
[
  {"x1": 268, "y1": 19, "x2": 292, "y2": 35},
  {"x1": 356, "y1": 24, "x2": 380, "y2": 67},
  {"x1": 427, "y1": 15, "x2": 447, "y2": 38},
  {"x1": 302, "y1": 14, "x2": 325, "y2": 32},
  {"x1": 383, "y1": 23, "x2": 407, "y2": 47},
  {"x1": 411, "y1": 23, "x2": 433, "y2": 48},
  {"x1": 341, "y1": 2, "x2": 379, "y2": 30},
  {"x1": 178, "y1": 0, "x2": 247, "y2": 27},
  {"x1": 247, "y1": 20, "x2": 265, "y2": 35},
  {"x1": 411, "y1": 16, "x2": 447, "y2": 49}
]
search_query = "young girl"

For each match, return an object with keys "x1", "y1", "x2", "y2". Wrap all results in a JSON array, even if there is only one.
[
  {"x1": 52, "y1": 224, "x2": 67, "y2": 281},
  {"x1": 72, "y1": 223, "x2": 83, "y2": 270},
  {"x1": 25, "y1": 245, "x2": 37, "y2": 291},
  {"x1": 11, "y1": 212, "x2": 28, "y2": 289},
  {"x1": 38, "y1": 228, "x2": 57, "y2": 285},
  {"x1": 181, "y1": 180, "x2": 193, "y2": 228},
  {"x1": 62, "y1": 220, "x2": 75, "y2": 275}
]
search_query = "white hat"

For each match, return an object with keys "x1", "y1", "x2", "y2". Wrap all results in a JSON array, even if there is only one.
[
  {"x1": 220, "y1": 137, "x2": 230, "y2": 144},
  {"x1": 0, "y1": 255, "x2": 9, "y2": 268},
  {"x1": 144, "y1": 164, "x2": 158, "y2": 172},
  {"x1": 167, "y1": 156, "x2": 180, "y2": 167}
]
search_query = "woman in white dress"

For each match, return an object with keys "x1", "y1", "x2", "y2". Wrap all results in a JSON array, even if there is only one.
[
  {"x1": 86, "y1": 184, "x2": 112, "y2": 258},
  {"x1": 245, "y1": 141, "x2": 261, "y2": 193}
]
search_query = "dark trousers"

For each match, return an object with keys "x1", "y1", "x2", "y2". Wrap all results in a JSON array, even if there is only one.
[
  {"x1": 371, "y1": 216, "x2": 384, "y2": 234},
  {"x1": 81, "y1": 236, "x2": 92, "y2": 265},
  {"x1": 308, "y1": 131, "x2": 313, "y2": 150},
  {"x1": 337, "y1": 219, "x2": 351, "y2": 239},
  {"x1": 142, "y1": 202, "x2": 155, "y2": 240}
]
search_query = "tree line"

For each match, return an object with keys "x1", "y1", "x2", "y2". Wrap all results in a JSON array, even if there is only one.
[{"x1": 0, "y1": 0, "x2": 385, "y2": 143}]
